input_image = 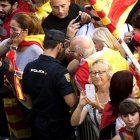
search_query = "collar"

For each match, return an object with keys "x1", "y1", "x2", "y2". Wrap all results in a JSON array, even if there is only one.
[{"x1": 39, "y1": 54, "x2": 61, "y2": 64}]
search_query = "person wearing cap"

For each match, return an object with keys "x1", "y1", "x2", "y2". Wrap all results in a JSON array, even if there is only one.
[
  {"x1": 22, "y1": 29, "x2": 77, "y2": 140},
  {"x1": 42, "y1": 0, "x2": 91, "y2": 39}
]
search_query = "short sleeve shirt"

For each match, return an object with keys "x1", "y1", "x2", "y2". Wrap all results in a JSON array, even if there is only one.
[{"x1": 22, "y1": 54, "x2": 74, "y2": 118}]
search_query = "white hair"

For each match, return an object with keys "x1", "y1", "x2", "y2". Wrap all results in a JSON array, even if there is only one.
[{"x1": 70, "y1": 35, "x2": 96, "y2": 58}]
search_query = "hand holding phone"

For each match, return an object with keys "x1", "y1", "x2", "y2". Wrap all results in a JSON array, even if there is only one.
[
  {"x1": 85, "y1": 84, "x2": 95, "y2": 101},
  {"x1": 74, "y1": 15, "x2": 81, "y2": 23}
]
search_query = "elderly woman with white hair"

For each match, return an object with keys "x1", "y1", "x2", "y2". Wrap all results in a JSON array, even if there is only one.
[
  {"x1": 66, "y1": 28, "x2": 129, "y2": 92},
  {"x1": 71, "y1": 59, "x2": 112, "y2": 135}
]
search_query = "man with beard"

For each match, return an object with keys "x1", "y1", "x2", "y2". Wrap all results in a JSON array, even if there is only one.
[
  {"x1": 22, "y1": 29, "x2": 77, "y2": 140},
  {"x1": 0, "y1": 0, "x2": 24, "y2": 39}
]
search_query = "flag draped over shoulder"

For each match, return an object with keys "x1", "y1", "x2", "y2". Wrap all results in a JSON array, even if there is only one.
[
  {"x1": 5, "y1": 34, "x2": 44, "y2": 100},
  {"x1": 19, "y1": 34, "x2": 45, "y2": 49},
  {"x1": 89, "y1": 0, "x2": 138, "y2": 38}
]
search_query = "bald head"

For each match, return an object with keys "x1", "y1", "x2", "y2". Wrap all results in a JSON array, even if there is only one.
[{"x1": 69, "y1": 35, "x2": 96, "y2": 58}]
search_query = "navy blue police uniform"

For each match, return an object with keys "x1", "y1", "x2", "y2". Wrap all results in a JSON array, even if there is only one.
[{"x1": 22, "y1": 54, "x2": 74, "y2": 140}]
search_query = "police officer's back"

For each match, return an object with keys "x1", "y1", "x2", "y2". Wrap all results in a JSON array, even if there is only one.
[{"x1": 22, "y1": 29, "x2": 77, "y2": 140}]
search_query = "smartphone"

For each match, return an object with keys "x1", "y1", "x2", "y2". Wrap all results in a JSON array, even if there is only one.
[
  {"x1": 74, "y1": 15, "x2": 81, "y2": 23},
  {"x1": 85, "y1": 84, "x2": 95, "y2": 101}
]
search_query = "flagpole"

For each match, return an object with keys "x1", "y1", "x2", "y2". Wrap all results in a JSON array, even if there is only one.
[{"x1": 121, "y1": 41, "x2": 140, "y2": 71}]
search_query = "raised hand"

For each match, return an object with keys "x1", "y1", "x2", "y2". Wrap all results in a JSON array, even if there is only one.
[
  {"x1": 79, "y1": 11, "x2": 91, "y2": 24},
  {"x1": 86, "y1": 93, "x2": 103, "y2": 112},
  {"x1": 66, "y1": 19, "x2": 80, "y2": 39},
  {"x1": 10, "y1": 31, "x2": 27, "y2": 47},
  {"x1": 78, "y1": 90, "x2": 89, "y2": 107}
]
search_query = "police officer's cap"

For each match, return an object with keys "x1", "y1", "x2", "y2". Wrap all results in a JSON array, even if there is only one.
[{"x1": 44, "y1": 29, "x2": 66, "y2": 43}]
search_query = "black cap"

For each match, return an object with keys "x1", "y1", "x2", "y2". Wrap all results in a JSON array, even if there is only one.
[
  {"x1": 0, "y1": 19, "x2": 7, "y2": 36},
  {"x1": 44, "y1": 29, "x2": 66, "y2": 43}
]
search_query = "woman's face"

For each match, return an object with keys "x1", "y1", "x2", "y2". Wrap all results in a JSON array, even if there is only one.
[
  {"x1": 131, "y1": 77, "x2": 139, "y2": 98},
  {"x1": 121, "y1": 112, "x2": 139, "y2": 128},
  {"x1": 10, "y1": 19, "x2": 23, "y2": 37},
  {"x1": 90, "y1": 63, "x2": 109, "y2": 87},
  {"x1": 92, "y1": 39, "x2": 104, "y2": 51}
]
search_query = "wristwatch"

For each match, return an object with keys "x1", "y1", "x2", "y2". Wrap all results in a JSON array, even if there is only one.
[{"x1": 10, "y1": 45, "x2": 18, "y2": 50}]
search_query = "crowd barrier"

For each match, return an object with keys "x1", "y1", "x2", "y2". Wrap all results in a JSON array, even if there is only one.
[{"x1": 76, "y1": 115, "x2": 99, "y2": 140}]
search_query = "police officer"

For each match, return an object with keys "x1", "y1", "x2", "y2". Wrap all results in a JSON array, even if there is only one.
[{"x1": 22, "y1": 29, "x2": 77, "y2": 140}]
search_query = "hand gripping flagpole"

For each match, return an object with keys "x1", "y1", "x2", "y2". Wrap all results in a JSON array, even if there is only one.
[{"x1": 89, "y1": 0, "x2": 140, "y2": 71}]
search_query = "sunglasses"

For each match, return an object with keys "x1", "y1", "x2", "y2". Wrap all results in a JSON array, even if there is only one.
[
  {"x1": 91, "y1": 16, "x2": 101, "y2": 21},
  {"x1": 85, "y1": 6, "x2": 93, "y2": 11}
]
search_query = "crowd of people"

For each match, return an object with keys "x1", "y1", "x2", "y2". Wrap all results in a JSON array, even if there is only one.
[{"x1": 0, "y1": 0, "x2": 140, "y2": 140}]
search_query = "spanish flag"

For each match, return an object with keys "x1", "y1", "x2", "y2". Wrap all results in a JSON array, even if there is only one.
[
  {"x1": 6, "y1": 50, "x2": 24, "y2": 100},
  {"x1": 89, "y1": 0, "x2": 138, "y2": 38},
  {"x1": 35, "y1": 1, "x2": 52, "y2": 21},
  {"x1": 75, "y1": 47, "x2": 129, "y2": 90},
  {"x1": 6, "y1": 34, "x2": 44, "y2": 101},
  {"x1": 19, "y1": 34, "x2": 45, "y2": 49}
]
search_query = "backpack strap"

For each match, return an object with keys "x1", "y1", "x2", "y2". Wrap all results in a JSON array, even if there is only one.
[
  {"x1": 127, "y1": 23, "x2": 130, "y2": 32},
  {"x1": 85, "y1": 24, "x2": 89, "y2": 35}
]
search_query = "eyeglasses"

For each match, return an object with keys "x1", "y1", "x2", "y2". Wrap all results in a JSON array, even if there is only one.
[
  {"x1": 85, "y1": 6, "x2": 93, "y2": 12},
  {"x1": 91, "y1": 16, "x2": 101, "y2": 21},
  {"x1": 90, "y1": 71, "x2": 106, "y2": 76},
  {"x1": 68, "y1": 50, "x2": 75, "y2": 53}
]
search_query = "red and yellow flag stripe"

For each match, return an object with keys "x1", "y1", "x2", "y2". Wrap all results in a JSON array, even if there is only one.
[{"x1": 89, "y1": 0, "x2": 138, "y2": 38}]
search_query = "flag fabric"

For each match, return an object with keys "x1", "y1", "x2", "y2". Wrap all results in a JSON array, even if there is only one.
[
  {"x1": 35, "y1": 1, "x2": 52, "y2": 21},
  {"x1": 19, "y1": 34, "x2": 45, "y2": 49},
  {"x1": 75, "y1": 47, "x2": 129, "y2": 91},
  {"x1": 89, "y1": 0, "x2": 138, "y2": 38},
  {"x1": 6, "y1": 50, "x2": 24, "y2": 100},
  {"x1": 5, "y1": 34, "x2": 44, "y2": 100}
]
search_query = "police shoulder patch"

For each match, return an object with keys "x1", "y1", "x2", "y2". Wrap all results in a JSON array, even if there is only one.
[{"x1": 64, "y1": 73, "x2": 70, "y2": 82}]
